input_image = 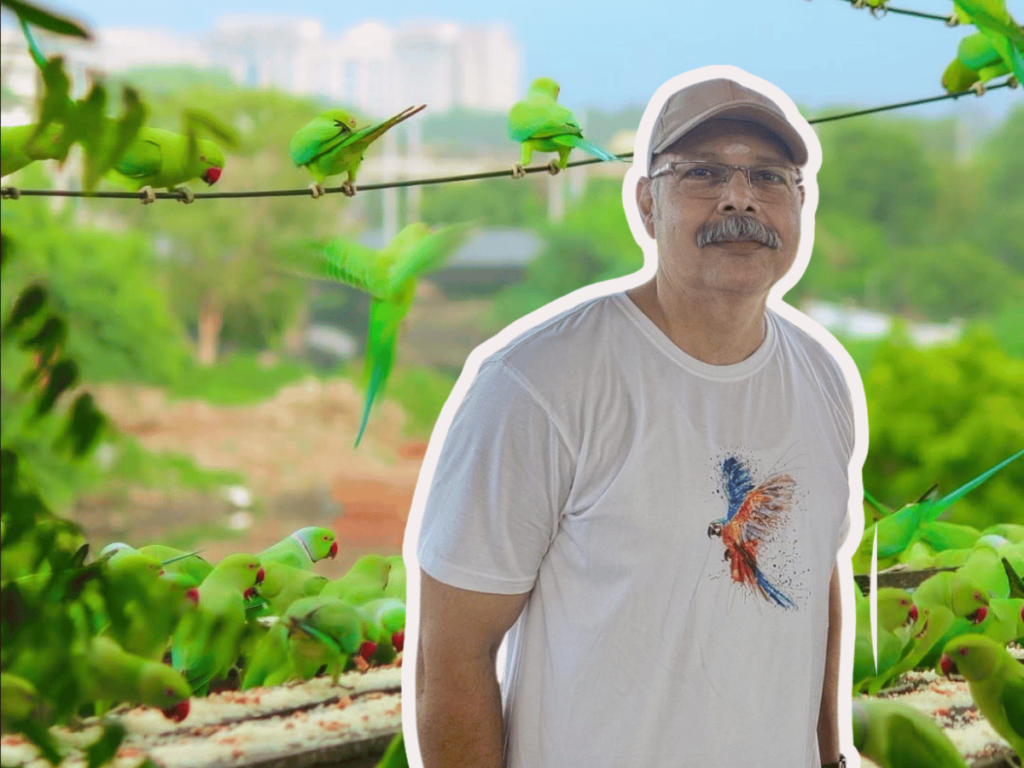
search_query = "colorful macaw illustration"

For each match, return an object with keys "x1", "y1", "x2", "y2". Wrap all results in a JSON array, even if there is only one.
[{"x1": 707, "y1": 456, "x2": 797, "y2": 609}]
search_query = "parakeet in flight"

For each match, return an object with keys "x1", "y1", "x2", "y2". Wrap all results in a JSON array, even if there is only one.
[
  {"x1": 941, "y1": 634, "x2": 1024, "y2": 757},
  {"x1": 294, "y1": 222, "x2": 472, "y2": 445},
  {"x1": 507, "y1": 76, "x2": 621, "y2": 178},
  {"x1": 289, "y1": 105, "x2": 426, "y2": 198},
  {"x1": 707, "y1": 456, "x2": 797, "y2": 609}
]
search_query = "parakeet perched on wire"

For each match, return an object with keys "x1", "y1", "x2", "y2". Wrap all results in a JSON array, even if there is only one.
[
  {"x1": 507, "y1": 76, "x2": 621, "y2": 178},
  {"x1": 258, "y1": 527, "x2": 338, "y2": 571},
  {"x1": 952, "y1": 0, "x2": 1024, "y2": 90},
  {"x1": 941, "y1": 634, "x2": 1024, "y2": 757},
  {"x1": 852, "y1": 698, "x2": 969, "y2": 768},
  {"x1": 289, "y1": 104, "x2": 426, "y2": 198},
  {"x1": 293, "y1": 222, "x2": 472, "y2": 446}
]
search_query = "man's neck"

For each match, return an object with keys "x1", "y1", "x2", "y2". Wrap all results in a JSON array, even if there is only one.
[{"x1": 626, "y1": 279, "x2": 769, "y2": 366}]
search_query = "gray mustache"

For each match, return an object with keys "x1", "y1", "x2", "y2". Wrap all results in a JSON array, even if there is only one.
[{"x1": 696, "y1": 216, "x2": 781, "y2": 250}]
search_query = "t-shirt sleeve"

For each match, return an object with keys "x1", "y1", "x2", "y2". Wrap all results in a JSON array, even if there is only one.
[{"x1": 416, "y1": 359, "x2": 575, "y2": 595}]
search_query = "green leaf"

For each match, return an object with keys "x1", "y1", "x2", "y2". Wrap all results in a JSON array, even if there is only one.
[
  {"x1": 58, "y1": 392, "x2": 106, "y2": 458},
  {"x1": 14, "y1": 717, "x2": 64, "y2": 765},
  {"x1": 30, "y1": 57, "x2": 72, "y2": 152},
  {"x1": 1, "y1": 0, "x2": 91, "y2": 39},
  {"x1": 19, "y1": 316, "x2": 67, "y2": 358},
  {"x1": 2, "y1": 283, "x2": 48, "y2": 339},
  {"x1": 33, "y1": 358, "x2": 79, "y2": 417}
]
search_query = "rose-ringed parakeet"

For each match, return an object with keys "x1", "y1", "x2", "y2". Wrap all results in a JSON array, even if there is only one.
[
  {"x1": 256, "y1": 561, "x2": 329, "y2": 616},
  {"x1": 258, "y1": 527, "x2": 338, "y2": 571},
  {"x1": 853, "y1": 587, "x2": 917, "y2": 691},
  {"x1": 383, "y1": 555, "x2": 406, "y2": 601},
  {"x1": 941, "y1": 634, "x2": 1024, "y2": 757},
  {"x1": 289, "y1": 104, "x2": 425, "y2": 198},
  {"x1": 865, "y1": 603, "x2": 956, "y2": 695},
  {"x1": 296, "y1": 222, "x2": 472, "y2": 446},
  {"x1": 0, "y1": 123, "x2": 64, "y2": 178},
  {"x1": 284, "y1": 596, "x2": 366, "y2": 683},
  {"x1": 852, "y1": 698, "x2": 969, "y2": 768},
  {"x1": 240, "y1": 621, "x2": 293, "y2": 690},
  {"x1": 74, "y1": 636, "x2": 191, "y2": 722},
  {"x1": 852, "y1": 449, "x2": 1024, "y2": 573},
  {"x1": 137, "y1": 544, "x2": 213, "y2": 585},
  {"x1": 507, "y1": 76, "x2": 621, "y2": 178},
  {"x1": 952, "y1": 0, "x2": 1024, "y2": 91},
  {"x1": 171, "y1": 553, "x2": 264, "y2": 695},
  {"x1": 321, "y1": 554, "x2": 391, "y2": 605}
]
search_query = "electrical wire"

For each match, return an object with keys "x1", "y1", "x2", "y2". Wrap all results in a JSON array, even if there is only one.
[
  {"x1": 833, "y1": 0, "x2": 958, "y2": 23},
  {"x1": 0, "y1": 78, "x2": 1017, "y2": 202}
]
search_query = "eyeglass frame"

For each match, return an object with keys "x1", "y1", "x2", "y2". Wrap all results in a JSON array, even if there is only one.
[{"x1": 648, "y1": 159, "x2": 803, "y2": 201}]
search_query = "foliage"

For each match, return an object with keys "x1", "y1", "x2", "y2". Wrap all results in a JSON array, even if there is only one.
[
  {"x1": 421, "y1": 177, "x2": 545, "y2": 228},
  {"x1": 384, "y1": 365, "x2": 458, "y2": 439},
  {"x1": 862, "y1": 328, "x2": 1024, "y2": 530},
  {"x1": 167, "y1": 353, "x2": 321, "y2": 406},
  {"x1": 489, "y1": 178, "x2": 643, "y2": 328}
]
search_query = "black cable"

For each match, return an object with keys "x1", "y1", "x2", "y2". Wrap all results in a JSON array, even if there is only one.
[
  {"x1": 0, "y1": 78, "x2": 1017, "y2": 201},
  {"x1": 834, "y1": 0, "x2": 957, "y2": 23}
]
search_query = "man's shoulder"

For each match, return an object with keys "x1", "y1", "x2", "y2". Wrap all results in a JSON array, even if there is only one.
[
  {"x1": 769, "y1": 305, "x2": 857, "y2": 401},
  {"x1": 481, "y1": 292, "x2": 628, "y2": 377}
]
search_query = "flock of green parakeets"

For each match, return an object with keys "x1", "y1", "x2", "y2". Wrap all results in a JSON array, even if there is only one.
[
  {"x1": 1, "y1": 526, "x2": 407, "y2": 731},
  {"x1": 850, "y1": 449, "x2": 1024, "y2": 766}
]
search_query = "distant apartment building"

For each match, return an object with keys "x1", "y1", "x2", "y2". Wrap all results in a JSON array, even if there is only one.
[{"x1": 0, "y1": 17, "x2": 522, "y2": 122}]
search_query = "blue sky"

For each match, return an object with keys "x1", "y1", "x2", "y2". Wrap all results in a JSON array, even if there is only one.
[{"x1": 12, "y1": 0, "x2": 1023, "y2": 120}]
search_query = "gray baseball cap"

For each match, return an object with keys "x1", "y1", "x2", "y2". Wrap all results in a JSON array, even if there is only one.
[{"x1": 648, "y1": 78, "x2": 809, "y2": 172}]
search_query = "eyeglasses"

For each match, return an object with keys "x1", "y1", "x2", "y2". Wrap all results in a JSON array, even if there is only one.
[{"x1": 649, "y1": 161, "x2": 802, "y2": 202}]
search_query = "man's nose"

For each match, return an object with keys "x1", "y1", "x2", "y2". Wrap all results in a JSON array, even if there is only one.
[{"x1": 716, "y1": 170, "x2": 760, "y2": 215}]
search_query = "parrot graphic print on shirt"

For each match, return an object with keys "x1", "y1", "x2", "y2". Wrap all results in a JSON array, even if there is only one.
[{"x1": 707, "y1": 455, "x2": 803, "y2": 610}]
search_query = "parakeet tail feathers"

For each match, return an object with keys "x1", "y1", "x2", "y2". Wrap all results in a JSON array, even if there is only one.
[
  {"x1": 552, "y1": 135, "x2": 621, "y2": 162},
  {"x1": 17, "y1": 17, "x2": 48, "y2": 72}
]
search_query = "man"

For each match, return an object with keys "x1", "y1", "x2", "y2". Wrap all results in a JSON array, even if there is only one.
[{"x1": 409, "y1": 67, "x2": 865, "y2": 768}]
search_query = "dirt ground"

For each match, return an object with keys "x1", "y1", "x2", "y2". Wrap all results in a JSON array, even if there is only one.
[{"x1": 80, "y1": 376, "x2": 433, "y2": 578}]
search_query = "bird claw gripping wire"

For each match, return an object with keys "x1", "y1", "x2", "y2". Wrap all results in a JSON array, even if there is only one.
[{"x1": 1, "y1": 187, "x2": 21, "y2": 200}]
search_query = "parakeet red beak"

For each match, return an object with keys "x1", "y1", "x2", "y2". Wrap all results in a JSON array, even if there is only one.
[
  {"x1": 391, "y1": 631, "x2": 404, "y2": 653},
  {"x1": 359, "y1": 641, "x2": 377, "y2": 661},
  {"x1": 185, "y1": 588, "x2": 200, "y2": 606},
  {"x1": 162, "y1": 700, "x2": 190, "y2": 722},
  {"x1": 328, "y1": 542, "x2": 339, "y2": 559},
  {"x1": 908, "y1": 604, "x2": 919, "y2": 623},
  {"x1": 244, "y1": 586, "x2": 259, "y2": 599},
  {"x1": 968, "y1": 606, "x2": 988, "y2": 624},
  {"x1": 203, "y1": 167, "x2": 222, "y2": 185},
  {"x1": 256, "y1": 567, "x2": 265, "y2": 584},
  {"x1": 940, "y1": 654, "x2": 958, "y2": 677}
]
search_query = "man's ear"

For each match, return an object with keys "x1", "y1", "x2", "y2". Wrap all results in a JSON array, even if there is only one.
[
  {"x1": 637, "y1": 177, "x2": 656, "y2": 239},
  {"x1": 798, "y1": 184, "x2": 806, "y2": 208}
]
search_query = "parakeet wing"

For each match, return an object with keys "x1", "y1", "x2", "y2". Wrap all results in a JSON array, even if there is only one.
[
  {"x1": 387, "y1": 223, "x2": 473, "y2": 292},
  {"x1": 508, "y1": 100, "x2": 580, "y2": 143},
  {"x1": 887, "y1": 713, "x2": 965, "y2": 767},
  {"x1": 311, "y1": 240, "x2": 392, "y2": 297},
  {"x1": 1004, "y1": 672, "x2": 1024, "y2": 734},
  {"x1": 290, "y1": 114, "x2": 355, "y2": 168},
  {"x1": 113, "y1": 137, "x2": 164, "y2": 179}
]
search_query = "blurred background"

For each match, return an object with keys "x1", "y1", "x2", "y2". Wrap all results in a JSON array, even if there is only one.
[{"x1": 1, "y1": 0, "x2": 1021, "y2": 577}]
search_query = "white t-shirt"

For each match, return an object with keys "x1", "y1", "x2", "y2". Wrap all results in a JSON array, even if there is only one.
[{"x1": 417, "y1": 291, "x2": 856, "y2": 768}]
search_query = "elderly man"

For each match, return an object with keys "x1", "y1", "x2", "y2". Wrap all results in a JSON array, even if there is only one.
[{"x1": 412, "y1": 71, "x2": 862, "y2": 768}]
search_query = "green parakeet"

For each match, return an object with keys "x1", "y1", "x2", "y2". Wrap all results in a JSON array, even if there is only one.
[
  {"x1": 257, "y1": 561, "x2": 329, "y2": 616},
  {"x1": 865, "y1": 604, "x2": 956, "y2": 695},
  {"x1": 240, "y1": 621, "x2": 293, "y2": 690},
  {"x1": 507, "y1": 76, "x2": 621, "y2": 178},
  {"x1": 980, "y1": 598, "x2": 1024, "y2": 645},
  {"x1": 941, "y1": 634, "x2": 1024, "y2": 757},
  {"x1": 74, "y1": 636, "x2": 191, "y2": 722},
  {"x1": 852, "y1": 698, "x2": 969, "y2": 768},
  {"x1": 374, "y1": 732, "x2": 409, "y2": 768},
  {"x1": 0, "y1": 123, "x2": 64, "y2": 178},
  {"x1": 952, "y1": 0, "x2": 1024, "y2": 90},
  {"x1": 982, "y1": 524, "x2": 1024, "y2": 543},
  {"x1": 941, "y1": 56, "x2": 984, "y2": 94},
  {"x1": 853, "y1": 587, "x2": 915, "y2": 691},
  {"x1": 321, "y1": 554, "x2": 391, "y2": 605},
  {"x1": 916, "y1": 521, "x2": 982, "y2": 554},
  {"x1": 137, "y1": 544, "x2": 213, "y2": 585},
  {"x1": 296, "y1": 222, "x2": 472, "y2": 446},
  {"x1": 106, "y1": 127, "x2": 224, "y2": 204},
  {"x1": 258, "y1": 527, "x2": 338, "y2": 570},
  {"x1": 359, "y1": 597, "x2": 407, "y2": 661},
  {"x1": 383, "y1": 555, "x2": 406, "y2": 601},
  {"x1": 852, "y1": 449, "x2": 1024, "y2": 573},
  {"x1": 284, "y1": 596, "x2": 365, "y2": 683},
  {"x1": 289, "y1": 104, "x2": 425, "y2": 198},
  {"x1": 171, "y1": 553, "x2": 264, "y2": 695},
  {"x1": 1, "y1": 672, "x2": 44, "y2": 729}
]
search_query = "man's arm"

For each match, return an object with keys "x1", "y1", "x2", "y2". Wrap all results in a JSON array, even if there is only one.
[
  {"x1": 818, "y1": 563, "x2": 842, "y2": 765},
  {"x1": 416, "y1": 570, "x2": 530, "y2": 768}
]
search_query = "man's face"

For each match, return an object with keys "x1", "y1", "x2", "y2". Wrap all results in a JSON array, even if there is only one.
[{"x1": 636, "y1": 119, "x2": 805, "y2": 300}]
